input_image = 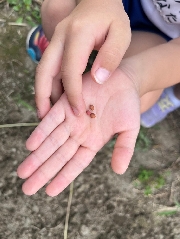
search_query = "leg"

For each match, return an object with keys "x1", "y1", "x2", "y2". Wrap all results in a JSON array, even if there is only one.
[
  {"x1": 123, "y1": 31, "x2": 167, "y2": 113},
  {"x1": 41, "y1": 0, "x2": 77, "y2": 40},
  {"x1": 140, "y1": 89, "x2": 163, "y2": 113},
  {"x1": 173, "y1": 83, "x2": 180, "y2": 99}
]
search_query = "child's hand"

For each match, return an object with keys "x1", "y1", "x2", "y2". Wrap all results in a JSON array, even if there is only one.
[
  {"x1": 17, "y1": 69, "x2": 140, "y2": 197},
  {"x1": 36, "y1": 0, "x2": 131, "y2": 118}
]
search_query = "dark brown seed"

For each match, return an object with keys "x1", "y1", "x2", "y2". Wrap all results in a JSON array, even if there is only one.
[
  {"x1": 89, "y1": 105, "x2": 94, "y2": 111},
  {"x1": 90, "y1": 113, "x2": 96, "y2": 118}
]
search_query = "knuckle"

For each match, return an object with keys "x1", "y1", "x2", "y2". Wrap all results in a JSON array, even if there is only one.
[
  {"x1": 31, "y1": 151, "x2": 42, "y2": 164},
  {"x1": 39, "y1": 167, "x2": 49, "y2": 181},
  {"x1": 36, "y1": 125, "x2": 48, "y2": 139},
  {"x1": 48, "y1": 109, "x2": 60, "y2": 125},
  {"x1": 48, "y1": 134, "x2": 60, "y2": 149},
  {"x1": 60, "y1": 67, "x2": 71, "y2": 80},
  {"x1": 71, "y1": 136, "x2": 80, "y2": 147},
  {"x1": 73, "y1": 160, "x2": 85, "y2": 171},
  {"x1": 68, "y1": 18, "x2": 84, "y2": 34},
  {"x1": 56, "y1": 150, "x2": 67, "y2": 165},
  {"x1": 72, "y1": 157, "x2": 86, "y2": 171},
  {"x1": 60, "y1": 172, "x2": 71, "y2": 185},
  {"x1": 63, "y1": 123, "x2": 70, "y2": 137},
  {"x1": 102, "y1": 49, "x2": 121, "y2": 66}
]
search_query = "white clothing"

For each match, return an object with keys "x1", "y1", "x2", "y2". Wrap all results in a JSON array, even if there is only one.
[{"x1": 140, "y1": 0, "x2": 180, "y2": 38}]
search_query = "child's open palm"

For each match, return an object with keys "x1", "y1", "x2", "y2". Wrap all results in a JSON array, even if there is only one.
[{"x1": 17, "y1": 69, "x2": 140, "y2": 197}]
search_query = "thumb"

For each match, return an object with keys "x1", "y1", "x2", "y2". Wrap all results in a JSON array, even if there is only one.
[
  {"x1": 111, "y1": 128, "x2": 139, "y2": 174},
  {"x1": 91, "y1": 22, "x2": 131, "y2": 84}
]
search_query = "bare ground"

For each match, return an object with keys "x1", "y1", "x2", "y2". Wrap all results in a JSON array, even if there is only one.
[{"x1": 1, "y1": 3, "x2": 180, "y2": 239}]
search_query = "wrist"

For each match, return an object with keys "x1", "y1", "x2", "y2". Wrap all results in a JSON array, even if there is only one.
[
  {"x1": 119, "y1": 60, "x2": 143, "y2": 97},
  {"x1": 120, "y1": 39, "x2": 180, "y2": 98}
]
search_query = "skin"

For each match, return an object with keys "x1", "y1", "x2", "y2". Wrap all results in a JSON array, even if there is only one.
[
  {"x1": 18, "y1": 0, "x2": 180, "y2": 196},
  {"x1": 17, "y1": 30, "x2": 180, "y2": 197},
  {"x1": 17, "y1": 69, "x2": 140, "y2": 197},
  {"x1": 36, "y1": 0, "x2": 131, "y2": 118}
]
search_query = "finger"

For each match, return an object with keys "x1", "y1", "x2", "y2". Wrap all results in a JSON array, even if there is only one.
[
  {"x1": 46, "y1": 147, "x2": 96, "y2": 197},
  {"x1": 21, "y1": 137, "x2": 80, "y2": 196},
  {"x1": 51, "y1": 75, "x2": 63, "y2": 105},
  {"x1": 35, "y1": 31, "x2": 65, "y2": 118},
  {"x1": 111, "y1": 128, "x2": 139, "y2": 174},
  {"x1": 92, "y1": 22, "x2": 131, "y2": 84},
  {"x1": 26, "y1": 100, "x2": 66, "y2": 151},
  {"x1": 61, "y1": 29, "x2": 94, "y2": 116},
  {"x1": 17, "y1": 121, "x2": 70, "y2": 179}
]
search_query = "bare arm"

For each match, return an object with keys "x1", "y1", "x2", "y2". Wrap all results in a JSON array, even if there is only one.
[
  {"x1": 38, "y1": 0, "x2": 130, "y2": 118},
  {"x1": 122, "y1": 37, "x2": 180, "y2": 96}
]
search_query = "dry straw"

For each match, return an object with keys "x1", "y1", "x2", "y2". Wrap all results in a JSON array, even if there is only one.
[
  {"x1": 0, "y1": 122, "x2": 39, "y2": 128},
  {"x1": 64, "y1": 182, "x2": 74, "y2": 239},
  {"x1": 0, "y1": 122, "x2": 74, "y2": 239}
]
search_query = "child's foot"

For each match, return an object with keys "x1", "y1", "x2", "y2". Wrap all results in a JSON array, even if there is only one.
[
  {"x1": 26, "y1": 25, "x2": 49, "y2": 63},
  {"x1": 141, "y1": 87, "x2": 180, "y2": 128}
]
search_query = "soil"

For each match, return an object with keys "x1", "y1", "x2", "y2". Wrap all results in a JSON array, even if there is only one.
[{"x1": 1, "y1": 3, "x2": 180, "y2": 239}]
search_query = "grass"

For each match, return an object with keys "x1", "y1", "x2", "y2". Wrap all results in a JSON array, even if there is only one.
[
  {"x1": 0, "y1": 117, "x2": 74, "y2": 239},
  {"x1": 135, "y1": 126, "x2": 152, "y2": 151},
  {"x1": 3, "y1": 0, "x2": 178, "y2": 234},
  {"x1": 138, "y1": 168, "x2": 154, "y2": 182},
  {"x1": 13, "y1": 94, "x2": 35, "y2": 111},
  {"x1": 156, "y1": 202, "x2": 180, "y2": 217},
  {"x1": 134, "y1": 168, "x2": 166, "y2": 195},
  {"x1": 106, "y1": 126, "x2": 152, "y2": 152},
  {"x1": 7, "y1": 0, "x2": 41, "y2": 26},
  {"x1": 157, "y1": 210, "x2": 177, "y2": 216}
]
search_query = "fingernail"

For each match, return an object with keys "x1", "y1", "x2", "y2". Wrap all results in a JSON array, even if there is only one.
[
  {"x1": 72, "y1": 106, "x2": 80, "y2": 116},
  {"x1": 94, "y1": 67, "x2": 110, "y2": 84}
]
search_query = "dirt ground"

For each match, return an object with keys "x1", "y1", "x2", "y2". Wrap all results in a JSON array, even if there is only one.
[{"x1": 1, "y1": 3, "x2": 180, "y2": 239}]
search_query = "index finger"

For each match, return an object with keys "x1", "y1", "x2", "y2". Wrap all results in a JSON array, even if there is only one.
[{"x1": 61, "y1": 28, "x2": 95, "y2": 116}]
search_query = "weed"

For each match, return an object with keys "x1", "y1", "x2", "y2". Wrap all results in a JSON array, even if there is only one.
[
  {"x1": 13, "y1": 94, "x2": 35, "y2": 111},
  {"x1": 108, "y1": 126, "x2": 152, "y2": 151},
  {"x1": 135, "y1": 168, "x2": 166, "y2": 195},
  {"x1": 175, "y1": 201, "x2": 180, "y2": 208},
  {"x1": 157, "y1": 210, "x2": 177, "y2": 216},
  {"x1": 144, "y1": 185, "x2": 152, "y2": 195},
  {"x1": 155, "y1": 176, "x2": 165, "y2": 189},
  {"x1": 7, "y1": 0, "x2": 41, "y2": 25},
  {"x1": 135, "y1": 126, "x2": 152, "y2": 151},
  {"x1": 138, "y1": 169, "x2": 154, "y2": 183},
  {"x1": 106, "y1": 126, "x2": 152, "y2": 151}
]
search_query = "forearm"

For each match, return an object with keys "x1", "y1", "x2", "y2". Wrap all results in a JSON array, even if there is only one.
[
  {"x1": 76, "y1": 0, "x2": 123, "y2": 4},
  {"x1": 121, "y1": 37, "x2": 180, "y2": 97}
]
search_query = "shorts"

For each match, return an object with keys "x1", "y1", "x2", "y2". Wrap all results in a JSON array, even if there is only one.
[{"x1": 122, "y1": 0, "x2": 171, "y2": 41}]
